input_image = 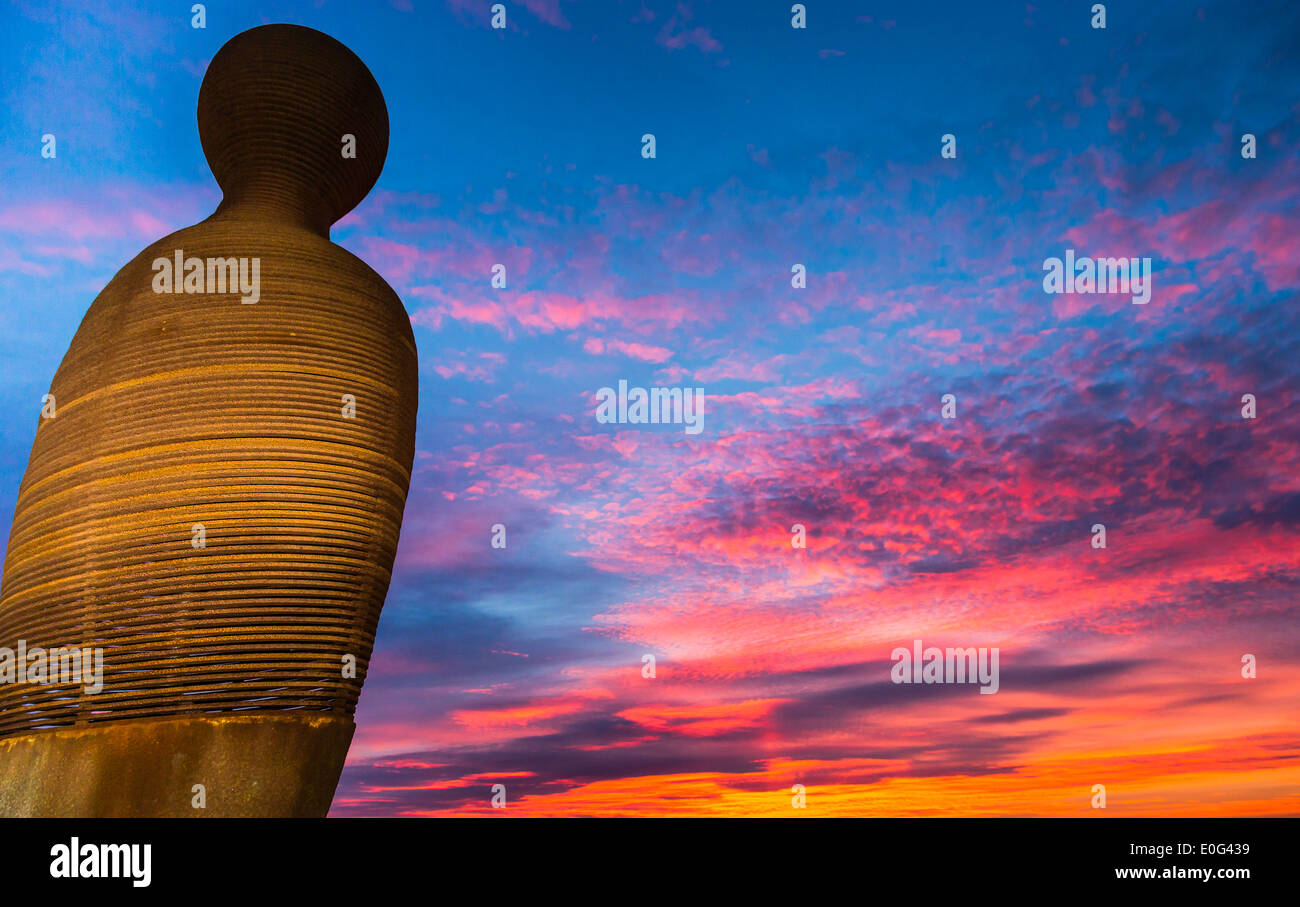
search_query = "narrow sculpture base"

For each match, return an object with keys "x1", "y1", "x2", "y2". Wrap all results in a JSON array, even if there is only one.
[{"x1": 0, "y1": 713, "x2": 354, "y2": 817}]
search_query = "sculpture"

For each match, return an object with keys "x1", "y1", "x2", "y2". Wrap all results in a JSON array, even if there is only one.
[{"x1": 0, "y1": 23, "x2": 417, "y2": 817}]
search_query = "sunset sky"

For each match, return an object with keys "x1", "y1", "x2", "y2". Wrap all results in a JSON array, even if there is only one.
[{"x1": 1, "y1": 0, "x2": 1298, "y2": 816}]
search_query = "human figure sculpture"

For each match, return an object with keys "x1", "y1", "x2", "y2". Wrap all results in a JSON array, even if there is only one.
[{"x1": 0, "y1": 23, "x2": 417, "y2": 817}]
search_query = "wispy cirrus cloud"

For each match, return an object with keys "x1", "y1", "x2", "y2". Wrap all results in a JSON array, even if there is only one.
[{"x1": 3, "y1": 0, "x2": 1299, "y2": 818}]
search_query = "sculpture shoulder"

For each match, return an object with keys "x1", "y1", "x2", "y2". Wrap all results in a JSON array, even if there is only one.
[
  {"x1": 327, "y1": 235, "x2": 418, "y2": 350},
  {"x1": 76, "y1": 221, "x2": 414, "y2": 342},
  {"x1": 53, "y1": 220, "x2": 418, "y2": 392}
]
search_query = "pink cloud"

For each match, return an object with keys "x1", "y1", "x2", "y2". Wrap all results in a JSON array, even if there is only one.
[{"x1": 584, "y1": 337, "x2": 674, "y2": 363}]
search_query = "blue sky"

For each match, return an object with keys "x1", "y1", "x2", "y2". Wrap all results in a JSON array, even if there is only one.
[{"x1": 2, "y1": 0, "x2": 1300, "y2": 815}]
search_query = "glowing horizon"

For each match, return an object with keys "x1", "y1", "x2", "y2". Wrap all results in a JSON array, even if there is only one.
[{"x1": 1, "y1": 0, "x2": 1297, "y2": 817}]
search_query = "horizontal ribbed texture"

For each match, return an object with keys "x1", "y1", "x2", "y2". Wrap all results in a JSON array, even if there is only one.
[
  {"x1": 198, "y1": 24, "x2": 389, "y2": 235},
  {"x1": 0, "y1": 24, "x2": 415, "y2": 739}
]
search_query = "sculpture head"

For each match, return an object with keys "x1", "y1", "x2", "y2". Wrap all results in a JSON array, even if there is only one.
[{"x1": 197, "y1": 24, "x2": 389, "y2": 235}]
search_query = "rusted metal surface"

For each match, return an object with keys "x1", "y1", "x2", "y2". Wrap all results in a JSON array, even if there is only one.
[
  {"x1": 0, "y1": 24, "x2": 415, "y2": 816},
  {"x1": 0, "y1": 714, "x2": 355, "y2": 817}
]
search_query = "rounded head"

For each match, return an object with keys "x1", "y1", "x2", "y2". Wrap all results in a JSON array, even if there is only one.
[{"x1": 197, "y1": 24, "x2": 388, "y2": 232}]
